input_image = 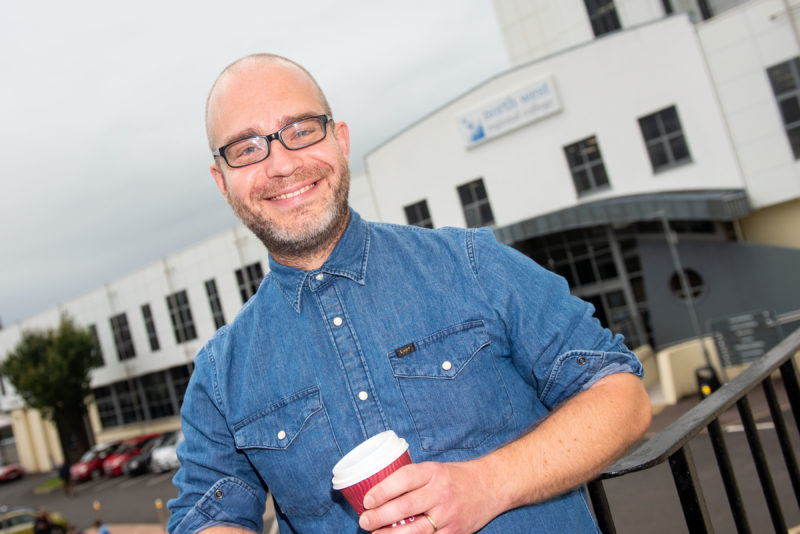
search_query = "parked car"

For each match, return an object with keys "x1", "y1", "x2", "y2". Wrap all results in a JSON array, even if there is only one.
[
  {"x1": 102, "y1": 433, "x2": 160, "y2": 477},
  {"x1": 0, "y1": 461, "x2": 23, "y2": 482},
  {"x1": 0, "y1": 506, "x2": 69, "y2": 534},
  {"x1": 124, "y1": 431, "x2": 172, "y2": 476},
  {"x1": 150, "y1": 430, "x2": 183, "y2": 473},
  {"x1": 70, "y1": 440, "x2": 119, "y2": 482}
]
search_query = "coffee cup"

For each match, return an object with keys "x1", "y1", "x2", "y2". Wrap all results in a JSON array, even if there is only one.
[{"x1": 331, "y1": 430, "x2": 412, "y2": 515}]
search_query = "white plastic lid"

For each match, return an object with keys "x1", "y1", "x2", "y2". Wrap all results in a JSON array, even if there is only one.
[{"x1": 331, "y1": 430, "x2": 409, "y2": 489}]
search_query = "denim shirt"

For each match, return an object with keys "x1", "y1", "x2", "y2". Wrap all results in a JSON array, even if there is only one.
[{"x1": 167, "y1": 210, "x2": 643, "y2": 533}]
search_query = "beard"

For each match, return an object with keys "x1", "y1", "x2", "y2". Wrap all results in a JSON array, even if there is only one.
[{"x1": 226, "y1": 157, "x2": 351, "y2": 262}]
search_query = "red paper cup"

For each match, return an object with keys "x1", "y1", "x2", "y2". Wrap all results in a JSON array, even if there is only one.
[{"x1": 332, "y1": 430, "x2": 412, "y2": 515}]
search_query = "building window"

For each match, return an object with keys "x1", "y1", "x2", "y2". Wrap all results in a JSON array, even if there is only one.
[
  {"x1": 669, "y1": 268, "x2": 705, "y2": 300},
  {"x1": 109, "y1": 313, "x2": 136, "y2": 361},
  {"x1": 638, "y1": 105, "x2": 691, "y2": 172},
  {"x1": 404, "y1": 200, "x2": 434, "y2": 228},
  {"x1": 115, "y1": 380, "x2": 144, "y2": 425},
  {"x1": 564, "y1": 136, "x2": 610, "y2": 195},
  {"x1": 584, "y1": 0, "x2": 621, "y2": 37},
  {"x1": 767, "y1": 57, "x2": 800, "y2": 159},
  {"x1": 140, "y1": 371, "x2": 175, "y2": 419},
  {"x1": 236, "y1": 262, "x2": 264, "y2": 303},
  {"x1": 457, "y1": 179, "x2": 495, "y2": 228},
  {"x1": 94, "y1": 386, "x2": 119, "y2": 429},
  {"x1": 170, "y1": 365, "x2": 192, "y2": 407},
  {"x1": 205, "y1": 279, "x2": 226, "y2": 329},
  {"x1": 88, "y1": 324, "x2": 105, "y2": 366},
  {"x1": 166, "y1": 290, "x2": 197, "y2": 344},
  {"x1": 141, "y1": 304, "x2": 160, "y2": 352}
]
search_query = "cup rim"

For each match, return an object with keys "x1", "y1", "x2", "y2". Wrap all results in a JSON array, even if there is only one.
[{"x1": 331, "y1": 430, "x2": 409, "y2": 489}]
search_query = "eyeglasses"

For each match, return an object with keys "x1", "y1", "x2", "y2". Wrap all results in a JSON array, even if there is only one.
[{"x1": 212, "y1": 114, "x2": 332, "y2": 168}]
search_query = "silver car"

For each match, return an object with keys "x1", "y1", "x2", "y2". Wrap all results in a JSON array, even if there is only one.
[{"x1": 149, "y1": 430, "x2": 184, "y2": 473}]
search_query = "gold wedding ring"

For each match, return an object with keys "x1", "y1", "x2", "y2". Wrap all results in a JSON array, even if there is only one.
[{"x1": 423, "y1": 513, "x2": 438, "y2": 532}]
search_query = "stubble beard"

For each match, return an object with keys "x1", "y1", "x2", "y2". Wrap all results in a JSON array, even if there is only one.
[{"x1": 226, "y1": 158, "x2": 351, "y2": 262}]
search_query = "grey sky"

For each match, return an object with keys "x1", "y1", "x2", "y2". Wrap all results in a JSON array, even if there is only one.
[{"x1": 0, "y1": 1, "x2": 510, "y2": 326}]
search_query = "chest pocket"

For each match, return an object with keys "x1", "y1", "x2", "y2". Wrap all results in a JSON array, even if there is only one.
[
  {"x1": 232, "y1": 386, "x2": 342, "y2": 518},
  {"x1": 388, "y1": 320, "x2": 512, "y2": 451}
]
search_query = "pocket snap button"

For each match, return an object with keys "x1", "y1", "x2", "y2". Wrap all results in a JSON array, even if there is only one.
[
  {"x1": 577, "y1": 356, "x2": 587, "y2": 365},
  {"x1": 442, "y1": 361, "x2": 453, "y2": 371},
  {"x1": 215, "y1": 489, "x2": 224, "y2": 499},
  {"x1": 277, "y1": 430, "x2": 287, "y2": 440}
]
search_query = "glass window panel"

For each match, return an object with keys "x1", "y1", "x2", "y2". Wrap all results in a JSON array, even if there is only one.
[
  {"x1": 606, "y1": 290, "x2": 626, "y2": 308},
  {"x1": 575, "y1": 258, "x2": 597, "y2": 285},
  {"x1": 768, "y1": 62, "x2": 796, "y2": 93},
  {"x1": 660, "y1": 107, "x2": 681, "y2": 133},
  {"x1": 780, "y1": 97, "x2": 800, "y2": 125},
  {"x1": 669, "y1": 136, "x2": 690, "y2": 162},
  {"x1": 631, "y1": 276, "x2": 647, "y2": 302},
  {"x1": 554, "y1": 264, "x2": 576, "y2": 287},
  {"x1": 479, "y1": 203, "x2": 495, "y2": 226},
  {"x1": 624, "y1": 254, "x2": 641, "y2": 274},
  {"x1": 788, "y1": 125, "x2": 800, "y2": 158},
  {"x1": 639, "y1": 115, "x2": 660, "y2": 139},
  {"x1": 648, "y1": 143, "x2": 669, "y2": 169},
  {"x1": 592, "y1": 164, "x2": 609, "y2": 186},
  {"x1": 595, "y1": 253, "x2": 618, "y2": 280},
  {"x1": 574, "y1": 169, "x2": 591, "y2": 192}
]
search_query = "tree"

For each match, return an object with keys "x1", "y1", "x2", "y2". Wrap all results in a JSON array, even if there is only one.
[{"x1": 1, "y1": 315, "x2": 102, "y2": 465}]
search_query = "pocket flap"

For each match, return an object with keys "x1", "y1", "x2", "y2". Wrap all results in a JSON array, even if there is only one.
[
  {"x1": 388, "y1": 320, "x2": 489, "y2": 379},
  {"x1": 233, "y1": 386, "x2": 322, "y2": 450}
]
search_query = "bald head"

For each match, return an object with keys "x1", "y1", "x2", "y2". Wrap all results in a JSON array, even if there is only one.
[{"x1": 205, "y1": 53, "x2": 332, "y2": 151}]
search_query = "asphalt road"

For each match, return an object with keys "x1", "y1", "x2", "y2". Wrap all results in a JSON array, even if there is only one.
[{"x1": 0, "y1": 469, "x2": 177, "y2": 530}]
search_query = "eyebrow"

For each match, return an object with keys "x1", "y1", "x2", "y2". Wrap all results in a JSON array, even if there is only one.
[{"x1": 220, "y1": 112, "x2": 325, "y2": 148}]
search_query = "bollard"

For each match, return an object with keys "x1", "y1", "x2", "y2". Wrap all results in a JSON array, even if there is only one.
[
  {"x1": 696, "y1": 365, "x2": 721, "y2": 399},
  {"x1": 155, "y1": 499, "x2": 166, "y2": 531}
]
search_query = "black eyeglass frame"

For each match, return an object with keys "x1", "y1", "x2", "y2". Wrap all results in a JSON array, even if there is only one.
[{"x1": 212, "y1": 114, "x2": 333, "y2": 168}]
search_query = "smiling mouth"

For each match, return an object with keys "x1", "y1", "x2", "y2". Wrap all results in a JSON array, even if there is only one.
[{"x1": 269, "y1": 181, "x2": 318, "y2": 201}]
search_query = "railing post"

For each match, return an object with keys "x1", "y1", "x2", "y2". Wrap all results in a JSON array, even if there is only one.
[
  {"x1": 587, "y1": 479, "x2": 617, "y2": 534},
  {"x1": 668, "y1": 445, "x2": 714, "y2": 533},
  {"x1": 736, "y1": 396, "x2": 787, "y2": 533},
  {"x1": 706, "y1": 418, "x2": 751, "y2": 533},
  {"x1": 762, "y1": 376, "x2": 800, "y2": 508},
  {"x1": 779, "y1": 356, "x2": 800, "y2": 434}
]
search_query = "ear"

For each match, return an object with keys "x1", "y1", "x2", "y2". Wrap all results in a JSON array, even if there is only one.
[
  {"x1": 210, "y1": 162, "x2": 229, "y2": 200},
  {"x1": 332, "y1": 120, "x2": 350, "y2": 163}
]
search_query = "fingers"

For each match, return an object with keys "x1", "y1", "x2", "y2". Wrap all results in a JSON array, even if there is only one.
[{"x1": 360, "y1": 463, "x2": 442, "y2": 532}]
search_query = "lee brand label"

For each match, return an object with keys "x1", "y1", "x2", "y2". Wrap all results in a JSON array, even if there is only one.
[{"x1": 394, "y1": 343, "x2": 417, "y2": 358}]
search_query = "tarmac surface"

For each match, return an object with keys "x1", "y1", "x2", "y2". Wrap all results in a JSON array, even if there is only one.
[{"x1": 5, "y1": 378, "x2": 797, "y2": 533}]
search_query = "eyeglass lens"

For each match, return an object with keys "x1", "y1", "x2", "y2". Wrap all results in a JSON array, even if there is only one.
[{"x1": 224, "y1": 116, "x2": 327, "y2": 167}]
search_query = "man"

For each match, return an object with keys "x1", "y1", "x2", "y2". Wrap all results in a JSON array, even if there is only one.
[{"x1": 167, "y1": 53, "x2": 651, "y2": 533}]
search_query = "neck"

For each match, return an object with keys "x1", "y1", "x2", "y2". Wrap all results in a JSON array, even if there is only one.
[{"x1": 270, "y1": 211, "x2": 350, "y2": 271}]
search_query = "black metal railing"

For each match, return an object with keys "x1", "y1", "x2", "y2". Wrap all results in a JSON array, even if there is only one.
[{"x1": 588, "y1": 327, "x2": 800, "y2": 533}]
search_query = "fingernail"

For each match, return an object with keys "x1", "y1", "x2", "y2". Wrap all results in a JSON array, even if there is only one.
[
  {"x1": 359, "y1": 514, "x2": 370, "y2": 529},
  {"x1": 363, "y1": 495, "x2": 375, "y2": 509}
]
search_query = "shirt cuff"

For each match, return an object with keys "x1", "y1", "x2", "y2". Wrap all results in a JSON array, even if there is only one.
[{"x1": 170, "y1": 477, "x2": 264, "y2": 534}]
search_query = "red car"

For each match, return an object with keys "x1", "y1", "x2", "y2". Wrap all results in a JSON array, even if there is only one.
[
  {"x1": 102, "y1": 434, "x2": 160, "y2": 477},
  {"x1": 0, "y1": 461, "x2": 23, "y2": 482},
  {"x1": 70, "y1": 440, "x2": 120, "y2": 482}
]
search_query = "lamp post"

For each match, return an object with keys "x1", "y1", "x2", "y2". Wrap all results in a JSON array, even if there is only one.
[{"x1": 655, "y1": 211, "x2": 721, "y2": 381}]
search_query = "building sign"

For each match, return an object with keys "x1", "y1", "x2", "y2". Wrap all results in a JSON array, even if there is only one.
[
  {"x1": 709, "y1": 309, "x2": 783, "y2": 367},
  {"x1": 458, "y1": 76, "x2": 561, "y2": 148}
]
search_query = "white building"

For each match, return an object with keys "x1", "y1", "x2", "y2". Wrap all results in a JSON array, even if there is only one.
[{"x1": 2, "y1": 0, "x2": 800, "y2": 473}]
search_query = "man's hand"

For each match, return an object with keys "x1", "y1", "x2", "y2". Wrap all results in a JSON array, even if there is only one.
[
  {"x1": 358, "y1": 372, "x2": 651, "y2": 533},
  {"x1": 358, "y1": 460, "x2": 502, "y2": 534}
]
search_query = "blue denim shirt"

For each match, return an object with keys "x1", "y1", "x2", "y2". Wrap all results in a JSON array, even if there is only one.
[{"x1": 167, "y1": 210, "x2": 643, "y2": 533}]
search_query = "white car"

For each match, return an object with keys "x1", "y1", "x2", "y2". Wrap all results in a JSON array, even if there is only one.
[{"x1": 150, "y1": 430, "x2": 184, "y2": 473}]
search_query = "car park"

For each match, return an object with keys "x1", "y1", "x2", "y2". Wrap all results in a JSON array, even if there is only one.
[
  {"x1": 0, "y1": 461, "x2": 23, "y2": 482},
  {"x1": 102, "y1": 433, "x2": 160, "y2": 477},
  {"x1": 70, "y1": 440, "x2": 119, "y2": 482},
  {"x1": 123, "y1": 431, "x2": 171, "y2": 476},
  {"x1": 0, "y1": 506, "x2": 69, "y2": 534},
  {"x1": 150, "y1": 429, "x2": 183, "y2": 473}
]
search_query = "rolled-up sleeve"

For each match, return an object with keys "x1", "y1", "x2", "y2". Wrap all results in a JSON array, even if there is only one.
[
  {"x1": 167, "y1": 345, "x2": 267, "y2": 534},
  {"x1": 470, "y1": 228, "x2": 644, "y2": 408}
]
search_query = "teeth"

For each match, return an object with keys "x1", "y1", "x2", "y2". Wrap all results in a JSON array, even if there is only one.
[{"x1": 270, "y1": 182, "x2": 315, "y2": 200}]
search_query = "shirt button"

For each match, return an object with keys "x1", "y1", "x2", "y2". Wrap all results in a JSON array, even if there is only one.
[
  {"x1": 214, "y1": 489, "x2": 224, "y2": 499},
  {"x1": 442, "y1": 361, "x2": 453, "y2": 371},
  {"x1": 277, "y1": 430, "x2": 287, "y2": 440},
  {"x1": 333, "y1": 316, "x2": 343, "y2": 327},
  {"x1": 358, "y1": 391, "x2": 369, "y2": 401},
  {"x1": 315, "y1": 273, "x2": 324, "y2": 281},
  {"x1": 577, "y1": 356, "x2": 587, "y2": 365}
]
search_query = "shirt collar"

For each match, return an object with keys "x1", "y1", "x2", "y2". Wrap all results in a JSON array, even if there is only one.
[{"x1": 267, "y1": 209, "x2": 370, "y2": 313}]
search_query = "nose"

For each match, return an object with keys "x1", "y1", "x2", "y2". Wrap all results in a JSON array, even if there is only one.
[{"x1": 262, "y1": 141, "x2": 302, "y2": 178}]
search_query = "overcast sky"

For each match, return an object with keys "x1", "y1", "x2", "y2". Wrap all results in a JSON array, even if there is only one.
[{"x1": 0, "y1": 1, "x2": 511, "y2": 326}]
